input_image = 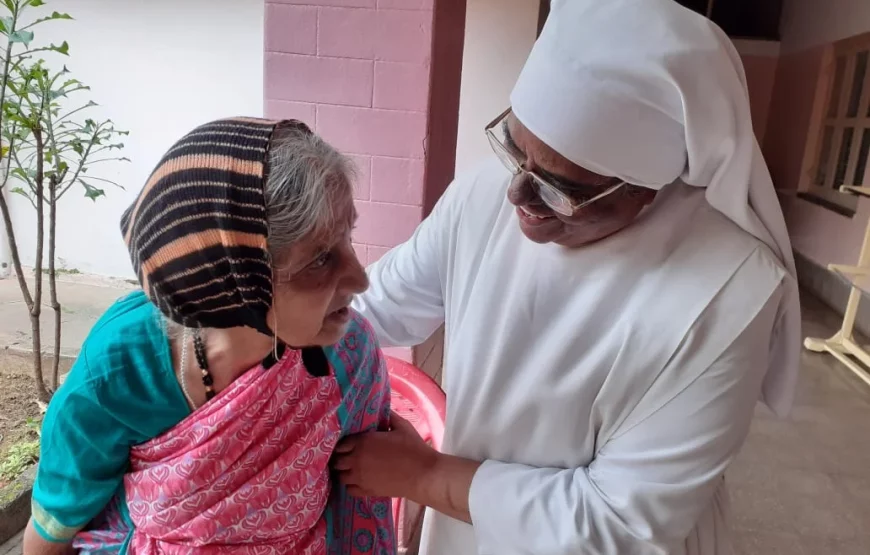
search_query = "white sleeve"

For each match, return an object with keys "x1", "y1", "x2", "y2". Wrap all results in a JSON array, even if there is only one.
[
  {"x1": 467, "y1": 285, "x2": 784, "y2": 555},
  {"x1": 352, "y1": 180, "x2": 463, "y2": 348}
]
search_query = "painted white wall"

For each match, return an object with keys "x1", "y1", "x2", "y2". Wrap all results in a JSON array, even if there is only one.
[
  {"x1": 454, "y1": 0, "x2": 540, "y2": 174},
  {"x1": 780, "y1": 0, "x2": 870, "y2": 53},
  {"x1": 6, "y1": 0, "x2": 264, "y2": 278}
]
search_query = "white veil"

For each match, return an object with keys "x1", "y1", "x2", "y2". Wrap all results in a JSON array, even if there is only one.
[{"x1": 510, "y1": 0, "x2": 800, "y2": 416}]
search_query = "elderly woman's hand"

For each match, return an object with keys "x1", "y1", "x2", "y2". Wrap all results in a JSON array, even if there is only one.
[{"x1": 332, "y1": 412, "x2": 439, "y2": 500}]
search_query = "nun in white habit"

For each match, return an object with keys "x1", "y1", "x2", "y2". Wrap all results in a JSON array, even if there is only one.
[{"x1": 335, "y1": 0, "x2": 801, "y2": 553}]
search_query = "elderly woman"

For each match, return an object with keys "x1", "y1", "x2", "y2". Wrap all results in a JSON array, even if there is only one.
[{"x1": 23, "y1": 118, "x2": 395, "y2": 554}]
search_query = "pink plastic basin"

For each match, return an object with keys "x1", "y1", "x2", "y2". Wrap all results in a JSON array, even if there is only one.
[{"x1": 387, "y1": 356, "x2": 446, "y2": 553}]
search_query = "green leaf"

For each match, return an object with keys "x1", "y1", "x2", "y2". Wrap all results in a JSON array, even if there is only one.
[
  {"x1": 11, "y1": 167, "x2": 33, "y2": 181},
  {"x1": 5, "y1": 110, "x2": 28, "y2": 125},
  {"x1": 50, "y1": 40, "x2": 69, "y2": 55},
  {"x1": 9, "y1": 29, "x2": 34, "y2": 45},
  {"x1": 10, "y1": 186, "x2": 29, "y2": 197},
  {"x1": 0, "y1": 16, "x2": 13, "y2": 33},
  {"x1": 29, "y1": 0, "x2": 46, "y2": 7},
  {"x1": 82, "y1": 182, "x2": 106, "y2": 201}
]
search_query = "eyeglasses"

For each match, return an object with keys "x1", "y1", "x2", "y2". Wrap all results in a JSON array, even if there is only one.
[{"x1": 484, "y1": 108, "x2": 626, "y2": 216}]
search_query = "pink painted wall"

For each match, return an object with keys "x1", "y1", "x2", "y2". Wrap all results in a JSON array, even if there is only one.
[
  {"x1": 263, "y1": 0, "x2": 465, "y2": 367},
  {"x1": 782, "y1": 195, "x2": 870, "y2": 267},
  {"x1": 762, "y1": 46, "x2": 826, "y2": 192},
  {"x1": 779, "y1": 0, "x2": 870, "y2": 53},
  {"x1": 734, "y1": 42, "x2": 851, "y2": 268},
  {"x1": 264, "y1": 0, "x2": 435, "y2": 270},
  {"x1": 765, "y1": 45, "x2": 860, "y2": 268},
  {"x1": 761, "y1": 0, "x2": 870, "y2": 267},
  {"x1": 740, "y1": 54, "x2": 778, "y2": 143}
]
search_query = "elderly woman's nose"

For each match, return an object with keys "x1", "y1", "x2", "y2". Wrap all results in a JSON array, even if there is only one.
[{"x1": 341, "y1": 254, "x2": 369, "y2": 294}]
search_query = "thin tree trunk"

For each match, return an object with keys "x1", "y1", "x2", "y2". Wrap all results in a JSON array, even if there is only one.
[
  {"x1": 0, "y1": 32, "x2": 23, "y2": 297},
  {"x1": 48, "y1": 175, "x2": 60, "y2": 391},
  {"x1": 1, "y1": 6, "x2": 48, "y2": 400},
  {"x1": 0, "y1": 191, "x2": 38, "y2": 396},
  {"x1": 0, "y1": 18, "x2": 21, "y2": 295},
  {"x1": 0, "y1": 188, "x2": 32, "y2": 308},
  {"x1": 31, "y1": 128, "x2": 48, "y2": 402}
]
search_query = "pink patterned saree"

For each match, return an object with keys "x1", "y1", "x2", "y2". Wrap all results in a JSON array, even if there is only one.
[{"x1": 73, "y1": 312, "x2": 394, "y2": 554}]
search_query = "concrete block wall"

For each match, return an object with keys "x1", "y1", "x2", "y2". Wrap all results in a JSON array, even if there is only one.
[
  {"x1": 264, "y1": 0, "x2": 435, "y2": 272},
  {"x1": 264, "y1": 0, "x2": 465, "y2": 371}
]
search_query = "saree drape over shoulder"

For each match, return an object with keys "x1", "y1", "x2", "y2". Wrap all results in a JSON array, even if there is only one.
[{"x1": 34, "y1": 300, "x2": 394, "y2": 554}]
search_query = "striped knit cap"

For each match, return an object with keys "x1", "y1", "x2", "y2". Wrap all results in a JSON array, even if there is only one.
[{"x1": 121, "y1": 117, "x2": 309, "y2": 335}]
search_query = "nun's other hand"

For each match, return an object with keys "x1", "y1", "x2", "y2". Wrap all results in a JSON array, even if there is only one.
[{"x1": 332, "y1": 411, "x2": 439, "y2": 500}]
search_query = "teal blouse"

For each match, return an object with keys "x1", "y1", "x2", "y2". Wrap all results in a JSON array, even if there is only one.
[{"x1": 32, "y1": 291, "x2": 190, "y2": 543}]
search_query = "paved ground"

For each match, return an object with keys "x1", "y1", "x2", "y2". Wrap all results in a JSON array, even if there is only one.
[
  {"x1": 0, "y1": 531, "x2": 21, "y2": 555},
  {"x1": 728, "y1": 293, "x2": 870, "y2": 554},
  {"x1": 0, "y1": 273, "x2": 134, "y2": 358},
  {"x1": 0, "y1": 282, "x2": 868, "y2": 554}
]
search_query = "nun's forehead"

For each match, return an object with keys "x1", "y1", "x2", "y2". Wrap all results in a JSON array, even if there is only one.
[{"x1": 507, "y1": 111, "x2": 615, "y2": 187}]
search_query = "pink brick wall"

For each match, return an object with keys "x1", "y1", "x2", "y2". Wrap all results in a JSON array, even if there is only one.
[
  {"x1": 740, "y1": 53, "x2": 778, "y2": 144},
  {"x1": 264, "y1": 0, "x2": 465, "y2": 369},
  {"x1": 264, "y1": 0, "x2": 439, "y2": 269},
  {"x1": 763, "y1": 46, "x2": 827, "y2": 192}
]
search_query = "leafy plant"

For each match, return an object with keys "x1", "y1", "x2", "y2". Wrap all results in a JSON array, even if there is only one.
[
  {"x1": 0, "y1": 438, "x2": 39, "y2": 482},
  {"x1": 25, "y1": 415, "x2": 42, "y2": 436},
  {"x1": 0, "y1": 0, "x2": 128, "y2": 401},
  {"x1": 0, "y1": 416, "x2": 41, "y2": 483},
  {"x1": 0, "y1": 412, "x2": 42, "y2": 486}
]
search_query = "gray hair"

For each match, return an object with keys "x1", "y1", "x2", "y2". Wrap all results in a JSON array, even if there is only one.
[
  {"x1": 161, "y1": 124, "x2": 354, "y2": 340},
  {"x1": 264, "y1": 123, "x2": 356, "y2": 258}
]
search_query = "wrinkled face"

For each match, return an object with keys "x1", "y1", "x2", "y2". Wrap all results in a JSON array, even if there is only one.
[
  {"x1": 268, "y1": 190, "x2": 368, "y2": 347},
  {"x1": 504, "y1": 113, "x2": 657, "y2": 248}
]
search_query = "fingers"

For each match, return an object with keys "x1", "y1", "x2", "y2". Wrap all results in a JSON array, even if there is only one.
[
  {"x1": 333, "y1": 439, "x2": 356, "y2": 454},
  {"x1": 390, "y1": 411, "x2": 416, "y2": 434},
  {"x1": 334, "y1": 466, "x2": 354, "y2": 483},
  {"x1": 332, "y1": 453, "x2": 359, "y2": 489},
  {"x1": 331, "y1": 454, "x2": 354, "y2": 472},
  {"x1": 333, "y1": 462, "x2": 369, "y2": 498}
]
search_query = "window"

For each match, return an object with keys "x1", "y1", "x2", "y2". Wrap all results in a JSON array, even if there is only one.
[{"x1": 808, "y1": 35, "x2": 870, "y2": 197}]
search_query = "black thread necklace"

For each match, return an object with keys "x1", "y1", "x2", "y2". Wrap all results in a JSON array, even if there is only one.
[
  {"x1": 187, "y1": 332, "x2": 321, "y2": 406},
  {"x1": 192, "y1": 330, "x2": 215, "y2": 401}
]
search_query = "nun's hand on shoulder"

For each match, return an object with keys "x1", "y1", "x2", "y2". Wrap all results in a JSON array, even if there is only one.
[{"x1": 332, "y1": 412, "x2": 438, "y2": 500}]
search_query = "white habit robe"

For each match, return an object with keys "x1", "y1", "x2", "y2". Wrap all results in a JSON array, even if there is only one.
[{"x1": 352, "y1": 161, "x2": 791, "y2": 555}]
